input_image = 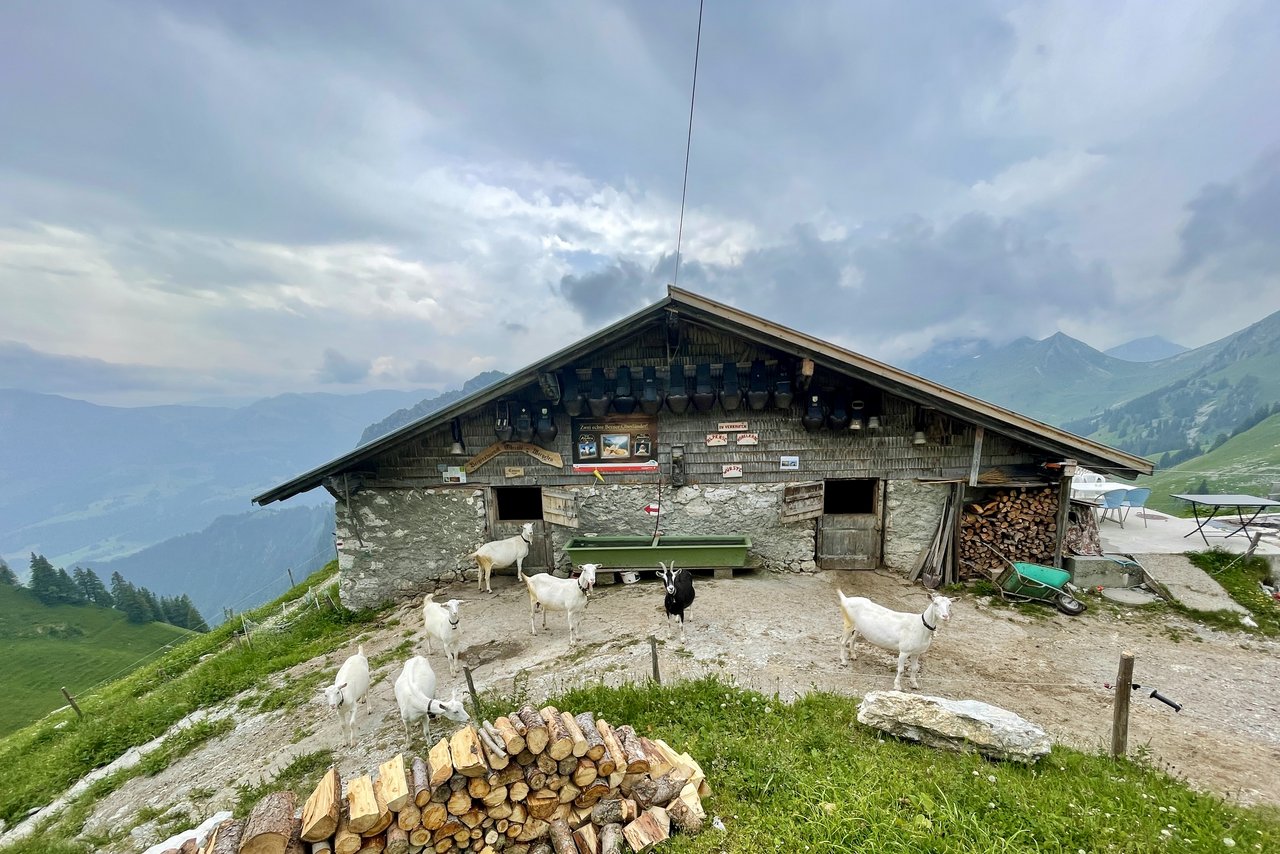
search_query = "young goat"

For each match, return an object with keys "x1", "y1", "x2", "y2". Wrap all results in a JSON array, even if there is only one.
[
  {"x1": 837, "y1": 591, "x2": 952, "y2": 691},
  {"x1": 393, "y1": 655, "x2": 469, "y2": 744},
  {"x1": 421, "y1": 594, "x2": 463, "y2": 676},
  {"x1": 658, "y1": 560, "x2": 695, "y2": 640},
  {"x1": 521, "y1": 562, "x2": 598, "y2": 644},
  {"x1": 466, "y1": 522, "x2": 534, "y2": 593},
  {"x1": 320, "y1": 644, "x2": 370, "y2": 747}
]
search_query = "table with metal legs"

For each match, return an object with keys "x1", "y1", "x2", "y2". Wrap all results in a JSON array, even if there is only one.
[{"x1": 1171, "y1": 494, "x2": 1280, "y2": 547}]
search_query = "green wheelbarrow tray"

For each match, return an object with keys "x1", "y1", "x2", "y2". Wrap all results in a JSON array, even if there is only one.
[{"x1": 988, "y1": 557, "x2": 1088, "y2": 616}]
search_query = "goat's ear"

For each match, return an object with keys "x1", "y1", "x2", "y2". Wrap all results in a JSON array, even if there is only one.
[{"x1": 337, "y1": 682, "x2": 348, "y2": 691}]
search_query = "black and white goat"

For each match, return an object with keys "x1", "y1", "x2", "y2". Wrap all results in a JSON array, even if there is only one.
[{"x1": 658, "y1": 560, "x2": 695, "y2": 640}]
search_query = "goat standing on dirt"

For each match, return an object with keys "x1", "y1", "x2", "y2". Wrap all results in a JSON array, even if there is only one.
[
  {"x1": 321, "y1": 644, "x2": 370, "y2": 747},
  {"x1": 837, "y1": 591, "x2": 952, "y2": 691},
  {"x1": 521, "y1": 563, "x2": 598, "y2": 644},
  {"x1": 393, "y1": 655, "x2": 469, "y2": 744},
  {"x1": 466, "y1": 522, "x2": 534, "y2": 593},
  {"x1": 658, "y1": 560, "x2": 695, "y2": 640},
  {"x1": 422, "y1": 594, "x2": 463, "y2": 676}
]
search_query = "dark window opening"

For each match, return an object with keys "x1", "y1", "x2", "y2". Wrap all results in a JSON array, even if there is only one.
[
  {"x1": 495, "y1": 487, "x2": 544, "y2": 521},
  {"x1": 823, "y1": 479, "x2": 877, "y2": 515}
]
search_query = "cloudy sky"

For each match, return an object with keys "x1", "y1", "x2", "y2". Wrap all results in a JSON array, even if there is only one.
[{"x1": 2, "y1": 0, "x2": 1279, "y2": 406}]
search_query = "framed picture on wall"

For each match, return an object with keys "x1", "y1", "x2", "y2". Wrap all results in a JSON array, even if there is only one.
[
  {"x1": 571, "y1": 416, "x2": 658, "y2": 464},
  {"x1": 601, "y1": 433, "x2": 631, "y2": 458},
  {"x1": 577, "y1": 434, "x2": 599, "y2": 459}
]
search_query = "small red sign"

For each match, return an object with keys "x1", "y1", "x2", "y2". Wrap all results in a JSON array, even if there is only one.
[{"x1": 643, "y1": 504, "x2": 662, "y2": 516}]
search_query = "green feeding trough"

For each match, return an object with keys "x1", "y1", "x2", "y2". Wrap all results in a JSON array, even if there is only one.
[{"x1": 563, "y1": 535, "x2": 751, "y2": 576}]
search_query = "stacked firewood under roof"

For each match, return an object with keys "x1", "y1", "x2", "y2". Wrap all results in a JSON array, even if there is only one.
[
  {"x1": 192, "y1": 705, "x2": 707, "y2": 854},
  {"x1": 958, "y1": 486, "x2": 1059, "y2": 580}
]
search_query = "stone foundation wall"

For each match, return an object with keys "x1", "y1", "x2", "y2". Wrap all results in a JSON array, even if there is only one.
[
  {"x1": 881, "y1": 480, "x2": 950, "y2": 572},
  {"x1": 335, "y1": 487, "x2": 487, "y2": 609},
  {"x1": 335, "y1": 479, "x2": 952, "y2": 608}
]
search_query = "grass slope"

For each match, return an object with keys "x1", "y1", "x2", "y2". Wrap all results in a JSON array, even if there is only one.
[
  {"x1": 0, "y1": 586, "x2": 191, "y2": 736},
  {"x1": 1145, "y1": 413, "x2": 1280, "y2": 514},
  {"x1": 550, "y1": 678, "x2": 1280, "y2": 853}
]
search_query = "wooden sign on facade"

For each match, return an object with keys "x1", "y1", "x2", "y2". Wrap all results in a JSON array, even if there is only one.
[
  {"x1": 722, "y1": 463, "x2": 744, "y2": 478},
  {"x1": 736, "y1": 433, "x2": 759, "y2": 446},
  {"x1": 705, "y1": 433, "x2": 729, "y2": 446},
  {"x1": 464, "y1": 441, "x2": 564, "y2": 474},
  {"x1": 718, "y1": 421, "x2": 749, "y2": 432},
  {"x1": 504, "y1": 466, "x2": 525, "y2": 478}
]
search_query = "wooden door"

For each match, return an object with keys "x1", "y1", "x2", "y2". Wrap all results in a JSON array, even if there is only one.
[{"x1": 818, "y1": 481, "x2": 883, "y2": 570}]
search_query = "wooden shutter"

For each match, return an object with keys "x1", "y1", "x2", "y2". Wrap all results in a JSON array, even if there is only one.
[
  {"x1": 780, "y1": 481, "x2": 824, "y2": 523},
  {"x1": 541, "y1": 488, "x2": 580, "y2": 528}
]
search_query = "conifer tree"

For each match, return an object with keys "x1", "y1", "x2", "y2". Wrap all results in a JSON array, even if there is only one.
[
  {"x1": 0, "y1": 558, "x2": 18, "y2": 587},
  {"x1": 55, "y1": 567, "x2": 84, "y2": 604},
  {"x1": 28, "y1": 553, "x2": 61, "y2": 605},
  {"x1": 178, "y1": 594, "x2": 209, "y2": 632},
  {"x1": 77, "y1": 567, "x2": 113, "y2": 607}
]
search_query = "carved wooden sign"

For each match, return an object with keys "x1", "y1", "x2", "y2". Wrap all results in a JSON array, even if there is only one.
[
  {"x1": 705, "y1": 433, "x2": 729, "y2": 447},
  {"x1": 722, "y1": 463, "x2": 744, "y2": 478},
  {"x1": 736, "y1": 433, "x2": 759, "y2": 446},
  {"x1": 464, "y1": 441, "x2": 564, "y2": 474}
]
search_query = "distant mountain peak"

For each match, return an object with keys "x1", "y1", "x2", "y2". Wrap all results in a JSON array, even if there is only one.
[{"x1": 1104, "y1": 335, "x2": 1188, "y2": 362}]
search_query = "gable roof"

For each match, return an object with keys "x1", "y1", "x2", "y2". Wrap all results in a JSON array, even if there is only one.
[{"x1": 254, "y1": 286, "x2": 1153, "y2": 505}]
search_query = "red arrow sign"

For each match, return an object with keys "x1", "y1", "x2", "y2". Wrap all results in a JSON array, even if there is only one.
[{"x1": 643, "y1": 504, "x2": 662, "y2": 516}]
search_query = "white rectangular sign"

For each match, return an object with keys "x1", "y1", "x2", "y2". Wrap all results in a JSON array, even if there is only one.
[
  {"x1": 722, "y1": 463, "x2": 744, "y2": 478},
  {"x1": 780, "y1": 455, "x2": 800, "y2": 471}
]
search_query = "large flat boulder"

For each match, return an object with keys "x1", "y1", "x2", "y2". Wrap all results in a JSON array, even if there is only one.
[{"x1": 857, "y1": 691, "x2": 1051, "y2": 763}]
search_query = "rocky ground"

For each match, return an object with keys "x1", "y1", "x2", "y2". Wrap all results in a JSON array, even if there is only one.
[{"x1": 83, "y1": 568, "x2": 1280, "y2": 851}]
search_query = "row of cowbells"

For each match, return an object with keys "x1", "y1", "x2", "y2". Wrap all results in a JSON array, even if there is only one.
[
  {"x1": 494, "y1": 401, "x2": 558, "y2": 443},
  {"x1": 561, "y1": 361, "x2": 796, "y2": 418}
]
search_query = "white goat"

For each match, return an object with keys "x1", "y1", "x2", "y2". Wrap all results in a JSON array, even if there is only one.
[
  {"x1": 320, "y1": 644, "x2": 370, "y2": 746},
  {"x1": 837, "y1": 591, "x2": 952, "y2": 691},
  {"x1": 521, "y1": 563, "x2": 598, "y2": 644},
  {"x1": 466, "y1": 522, "x2": 534, "y2": 593},
  {"x1": 422, "y1": 594, "x2": 463, "y2": 676},
  {"x1": 393, "y1": 655, "x2": 470, "y2": 744}
]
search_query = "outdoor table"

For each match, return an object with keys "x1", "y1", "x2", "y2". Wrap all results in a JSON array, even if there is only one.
[{"x1": 1170, "y1": 494, "x2": 1280, "y2": 547}]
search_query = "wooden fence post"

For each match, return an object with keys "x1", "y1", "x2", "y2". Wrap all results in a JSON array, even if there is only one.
[
  {"x1": 61, "y1": 687, "x2": 83, "y2": 719},
  {"x1": 464, "y1": 666, "x2": 482, "y2": 722},
  {"x1": 1111, "y1": 651, "x2": 1134, "y2": 758},
  {"x1": 287, "y1": 567, "x2": 296, "y2": 589},
  {"x1": 648, "y1": 636, "x2": 661, "y2": 685}
]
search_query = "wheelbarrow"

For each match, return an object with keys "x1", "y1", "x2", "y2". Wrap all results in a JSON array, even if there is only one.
[{"x1": 977, "y1": 542, "x2": 1088, "y2": 616}]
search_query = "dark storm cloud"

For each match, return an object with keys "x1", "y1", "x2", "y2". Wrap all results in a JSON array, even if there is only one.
[
  {"x1": 315, "y1": 349, "x2": 371, "y2": 384},
  {"x1": 1170, "y1": 148, "x2": 1280, "y2": 281},
  {"x1": 558, "y1": 259, "x2": 663, "y2": 324}
]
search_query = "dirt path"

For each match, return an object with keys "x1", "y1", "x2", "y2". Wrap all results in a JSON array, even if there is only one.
[{"x1": 87, "y1": 569, "x2": 1280, "y2": 851}]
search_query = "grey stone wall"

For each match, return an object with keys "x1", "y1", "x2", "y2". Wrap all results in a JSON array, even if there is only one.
[
  {"x1": 549, "y1": 483, "x2": 818, "y2": 573},
  {"x1": 335, "y1": 487, "x2": 487, "y2": 609},
  {"x1": 882, "y1": 480, "x2": 950, "y2": 572}
]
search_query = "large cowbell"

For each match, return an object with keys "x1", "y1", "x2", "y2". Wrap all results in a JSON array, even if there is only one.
[
  {"x1": 640, "y1": 365, "x2": 665, "y2": 415},
  {"x1": 587, "y1": 367, "x2": 612, "y2": 417},
  {"x1": 801, "y1": 392, "x2": 825, "y2": 432},
  {"x1": 692, "y1": 362, "x2": 717, "y2": 411},
  {"x1": 720, "y1": 362, "x2": 743, "y2": 411},
  {"x1": 535, "y1": 404, "x2": 557, "y2": 443},
  {"x1": 612, "y1": 366, "x2": 636, "y2": 414},
  {"x1": 513, "y1": 403, "x2": 535, "y2": 442},
  {"x1": 494, "y1": 401, "x2": 513, "y2": 441},
  {"x1": 747, "y1": 360, "x2": 770, "y2": 410},
  {"x1": 666, "y1": 361, "x2": 690, "y2": 414},
  {"x1": 561, "y1": 370, "x2": 587, "y2": 417}
]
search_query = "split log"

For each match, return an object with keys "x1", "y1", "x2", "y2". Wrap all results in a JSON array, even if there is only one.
[
  {"x1": 570, "y1": 759, "x2": 597, "y2": 789},
  {"x1": 433, "y1": 818, "x2": 465, "y2": 842},
  {"x1": 493, "y1": 765, "x2": 525, "y2": 787},
  {"x1": 613, "y1": 727, "x2": 649, "y2": 774},
  {"x1": 517, "y1": 706, "x2": 549, "y2": 754},
  {"x1": 666, "y1": 797, "x2": 704, "y2": 835},
  {"x1": 397, "y1": 802, "x2": 421, "y2": 832},
  {"x1": 551, "y1": 803, "x2": 573, "y2": 824},
  {"x1": 556, "y1": 756, "x2": 579, "y2": 777},
  {"x1": 621, "y1": 807, "x2": 669, "y2": 853},
  {"x1": 557, "y1": 713, "x2": 589, "y2": 759},
  {"x1": 241, "y1": 791, "x2": 298, "y2": 854},
  {"x1": 572, "y1": 781, "x2": 610, "y2": 809},
  {"x1": 572, "y1": 715, "x2": 605, "y2": 762},
  {"x1": 335, "y1": 810, "x2": 363, "y2": 854},
  {"x1": 514, "y1": 749, "x2": 535, "y2": 766},
  {"x1": 632, "y1": 772, "x2": 687, "y2": 810},
  {"x1": 460, "y1": 810, "x2": 486, "y2": 829},
  {"x1": 535, "y1": 752, "x2": 558, "y2": 776},
  {"x1": 421, "y1": 802, "x2": 448, "y2": 831},
  {"x1": 539, "y1": 708, "x2": 573, "y2": 761},
  {"x1": 356, "y1": 833, "x2": 385, "y2": 853},
  {"x1": 588, "y1": 799, "x2": 636, "y2": 827},
  {"x1": 523, "y1": 763, "x2": 547, "y2": 792},
  {"x1": 546, "y1": 774, "x2": 565, "y2": 792},
  {"x1": 509, "y1": 803, "x2": 528, "y2": 825},
  {"x1": 526, "y1": 791, "x2": 559, "y2": 820},
  {"x1": 514, "y1": 818, "x2": 550, "y2": 843},
  {"x1": 489, "y1": 800, "x2": 514, "y2": 820},
  {"x1": 450, "y1": 774, "x2": 469, "y2": 793},
  {"x1": 547, "y1": 819, "x2": 577, "y2": 854},
  {"x1": 597, "y1": 824, "x2": 622, "y2": 854},
  {"x1": 412, "y1": 756, "x2": 434, "y2": 808},
  {"x1": 557, "y1": 783, "x2": 582, "y2": 804},
  {"x1": 637, "y1": 739, "x2": 672, "y2": 779},
  {"x1": 493, "y1": 716, "x2": 527, "y2": 755},
  {"x1": 468, "y1": 777, "x2": 492, "y2": 799},
  {"x1": 206, "y1": 818, "x2": 244, "y2": 854},
  {"x1": 380, "y1": 755, "x2": 412, "y2": 812},
  {"x1": 508, "y1": 780, "x2": 530, "y2": 802},
  {"x1": 570, "y1": 824, "x2": 598, "y2": 854},
  {"x1": 386, "y1": 825, "x2": 410, "y2": 854},
  {"x1": 592, "y1": 721, "x2": 623, "y2": 778},
  {"x1": 363, "y1": 783, "x2": 391, "y2": 834},
  {"x1": 428, "y1": 739, "x2": 455, "y2": 789},
  {"x1": 451, "y1": 727, "x2": 488, "y2": 778},
  {"x1": 447, "y1": 787, "x2": 473, "y2": 817},
  {"x1": 482, "y1": 785, "x2": 509, "y2": 809}
]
